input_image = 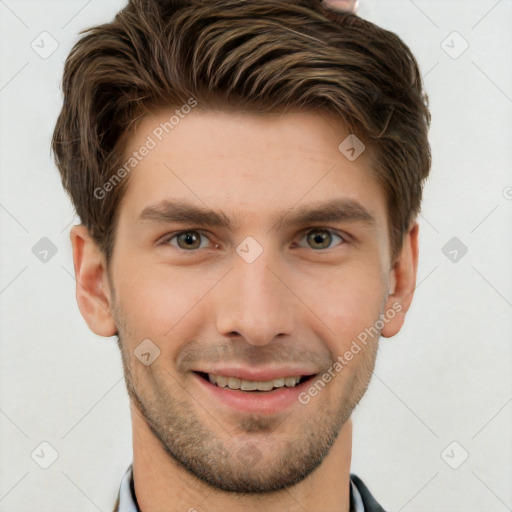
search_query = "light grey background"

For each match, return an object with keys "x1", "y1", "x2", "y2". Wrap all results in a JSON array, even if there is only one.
[{"x1": 0, "y1": 1, "x2": 511, "y2": 511}]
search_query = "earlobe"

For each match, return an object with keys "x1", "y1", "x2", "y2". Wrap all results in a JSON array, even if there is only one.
[
  {"x1": 381, "y1": 223, "x2": 419, "y2": 338},
  {"x1": 70, "y1": 225, "x2": 118, "y2": 337}
]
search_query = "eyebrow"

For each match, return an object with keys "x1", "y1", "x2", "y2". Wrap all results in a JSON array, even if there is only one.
[{"x1": 137, "y1": 198, "x2": 376, "y2": 231}]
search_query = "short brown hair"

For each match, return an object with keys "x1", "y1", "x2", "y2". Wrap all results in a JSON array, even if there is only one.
[{"x1": 52, "y1": 0, "x2": 431, "y2": 265}]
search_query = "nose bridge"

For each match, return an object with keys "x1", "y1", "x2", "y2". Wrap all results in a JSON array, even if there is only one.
[{"x1": 215, "y1": 242, "x2": 295, "y2": 346}]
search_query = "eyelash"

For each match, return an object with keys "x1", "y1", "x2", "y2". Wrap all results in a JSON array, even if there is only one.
[{"x1": 159, "y1": 228, "x2": 348, "y2": 252}]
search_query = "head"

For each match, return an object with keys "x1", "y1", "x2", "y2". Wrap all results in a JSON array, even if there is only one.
[{"x1": 53, "y1": 0, "x2": 430, "y2": 494}]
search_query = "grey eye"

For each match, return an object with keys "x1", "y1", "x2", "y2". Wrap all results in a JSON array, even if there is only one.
[
  {"x1": 166, "y1": 231, "x2": 210, "y2": 250},
  {"x1": 302, "y1": 229, "x2": 343, "y2": 250}
]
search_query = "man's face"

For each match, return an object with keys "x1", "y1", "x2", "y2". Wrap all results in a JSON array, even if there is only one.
[{"x1": 108, "y1": 109, "x2": 394, "y2": 493}]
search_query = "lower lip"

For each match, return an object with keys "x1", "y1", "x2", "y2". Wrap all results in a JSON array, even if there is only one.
[{"x1": 193, "y1": 373, "x2": 317, "y2": 414}]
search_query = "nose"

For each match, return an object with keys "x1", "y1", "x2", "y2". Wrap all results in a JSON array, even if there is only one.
[{"x1": 215, "y1": 244, "x2": 296, "y2": 347}]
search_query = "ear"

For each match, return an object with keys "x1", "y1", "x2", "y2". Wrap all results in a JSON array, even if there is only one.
[
  {"x1": 381, "y1": 222, "x2": 419, "y2": 338},
  {"x1": 69, "y1": 225, "x2": 118, "y2": 337}
]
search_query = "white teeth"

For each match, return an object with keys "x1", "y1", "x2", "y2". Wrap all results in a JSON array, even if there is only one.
[
  {"x1": 273, "y1": 377, "x2": 285, "y2": 388},
  {"x1": 240, "y1": 380, "x2": 258, "y2": 391},
  {"x1": 216, "y1": 375, "x2": 228, "y2": 387},
  {"x1": 257, "y1": 380, "x2": 274, "y2": 391},
  {"x1": 228, "y1": 377, "x2": 241, "y2": 390},
  {"x1": 285, "y1": 376, "x2": 298, "y2": 387},
  {"x1": 206, "y1": 373, "x2": 302, "y2": 391}
]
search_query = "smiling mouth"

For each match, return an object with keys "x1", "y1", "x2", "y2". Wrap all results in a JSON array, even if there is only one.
[{"x1": 195, "y1": 372, "x2": 317, "y2": 392}]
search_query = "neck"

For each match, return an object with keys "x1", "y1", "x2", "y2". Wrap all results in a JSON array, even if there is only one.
[{"x1": 131, "y1": 402, "x2": 353, "y2": 512}]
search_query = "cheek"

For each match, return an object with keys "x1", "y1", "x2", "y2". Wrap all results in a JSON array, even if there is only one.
[
  {"x1": 297, "y1": 262, "x2": 387, "y2": 351},
  {"x1": 114, "y1": 262, "x2": 218, "y2": 341}
]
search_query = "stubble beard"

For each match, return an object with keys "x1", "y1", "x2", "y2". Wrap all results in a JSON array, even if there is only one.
[{"x1": 115, "y1": 330, "x2": 378, "y2": 495}]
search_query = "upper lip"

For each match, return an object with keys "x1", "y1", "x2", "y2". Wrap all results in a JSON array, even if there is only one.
[{"x1": 194, "y1": 366, "x2": 319, "y2": 382}]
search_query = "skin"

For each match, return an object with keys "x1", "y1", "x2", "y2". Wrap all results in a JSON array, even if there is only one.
[
  {"x1": 324, "y1": 0, "x2": 358, "y2": 12},
  {"x1": 70, "y1": 109, "x2": 419, "y2": 512}
]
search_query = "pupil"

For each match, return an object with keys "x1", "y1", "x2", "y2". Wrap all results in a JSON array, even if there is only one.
[
  {"x1": 309, "y1": 230, "x2": 330, "y2": 249},
  {"x1": 180, "y1": 232, "x2": 199, "y2": 249}
]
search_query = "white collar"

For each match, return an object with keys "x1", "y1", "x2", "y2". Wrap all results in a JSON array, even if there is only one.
[
  {"x1": 351, "y1": 478, "x2": 365, "y2": 512},
  {"x1": 116, "y1": 464, "x2": 138, "y2": 512}
]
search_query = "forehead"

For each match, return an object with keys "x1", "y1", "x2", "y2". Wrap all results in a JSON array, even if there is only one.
[{"x1": 117, "y1": 108, "x2": 387, "y2": 232}]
